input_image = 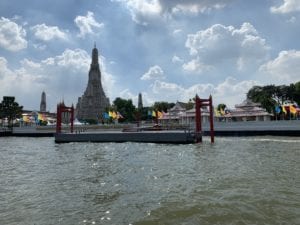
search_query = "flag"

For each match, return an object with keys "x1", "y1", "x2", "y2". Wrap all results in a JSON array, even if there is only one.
[
  {"x1": 220, "y1": 108, "x2": 225, "y2": 116},
  {"x1": 108, "y1": 111, "x2": 113, "y2": 118},
  {"x1": 102, "y1": 112, "x2": 109, "y2": 119},
  {"x1": 275, "y1": 106, "x2": 281, "y2": 114},
  {"x1": 22, "y1": 115, "x2": 31, "y2": 122},
  {"x1": 38, "y1": 113, "x2": 46, "y2": 121},
  {"x1": 117, "y1": 111, "x2": 124, "y2": 119},
  {"x1": 152, "y1": 111, "x2": 156, "y2": 117},
  {"x1": 112, "y1": 111, "x2": 117, "y2": 119},
  {"x1": 214, "y1": 109, "x2": 221, "y2": 116},
  {"x1": 157, "y1": 111, "x2": 163, "y2": 119},
  {"x1": 282, "y1": 106, "x2": 287, "y2": 114},
  {"x1": 290, "y1": 105, "x2": 297, "y2": 114}
]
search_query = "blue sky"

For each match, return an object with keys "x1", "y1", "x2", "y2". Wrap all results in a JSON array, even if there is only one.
[{"x1": 0, "y1": 0, "x2": 299, "y2": 112}]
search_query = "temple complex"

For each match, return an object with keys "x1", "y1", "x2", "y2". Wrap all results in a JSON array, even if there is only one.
[{"x1": 76, "y1": 45, "x2": 110, "y2": 121}]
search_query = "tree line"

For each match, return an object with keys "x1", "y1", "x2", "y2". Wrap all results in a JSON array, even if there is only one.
[{"x1": 247, "y1": 81, "x2": 300, "y2": 113}]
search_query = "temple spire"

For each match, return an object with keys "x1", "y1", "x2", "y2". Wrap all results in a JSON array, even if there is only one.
[{"x1": 92, "y1": 43, "x2": 99, "y2": 65}]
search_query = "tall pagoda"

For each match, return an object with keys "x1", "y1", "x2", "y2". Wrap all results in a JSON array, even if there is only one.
[
  {"x1": 76, "y1": 44, "x2": 110, "y2": 121},
  {"x1": 40, "y1": 91, "x2": 46, "y2": 112}
]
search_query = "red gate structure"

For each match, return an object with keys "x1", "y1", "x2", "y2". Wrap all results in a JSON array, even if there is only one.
[
  {"x1": 56, "y1": 102, "x2": 74, "y2": 133},
  {"x1": 195, "y1": 95, "x2": 214, "y2": 143}
]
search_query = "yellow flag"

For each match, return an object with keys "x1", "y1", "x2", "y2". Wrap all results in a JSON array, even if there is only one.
[
  {"x1": 157, "y1": 111, "x2": 163, "y2": 119},
  {"x1": 38, "y1": 113, "x2": 46, "y2": 121},
  {"x1": 282, "y1": 106, "x2": 287, "y2": 114},
  {"x1": 290, "y1": 105, "x2": 297, "y2": 114},
  {"x1": 23, "y1": 115, "x2": 30, "y2": 122},
  {"x1": 108, "y1": 111, "x2": 113, "y2": 117},
  {"x1": 214, "y1": 109, "x2": 221, "y2": 116},
  {"x1": 152, "y1": 111, "x2": 156, "y2": 117},
  {"x1": 112, "y1": 111, "x2": 117, "y2": 119}
]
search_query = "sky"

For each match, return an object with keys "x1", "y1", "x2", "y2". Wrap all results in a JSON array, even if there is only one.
[{"x1": 0, "y1": 0, "x2": 300, "y2": 112}]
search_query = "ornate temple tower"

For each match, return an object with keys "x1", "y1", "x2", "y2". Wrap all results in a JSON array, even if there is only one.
[
  {"x1": 40, "y1": 91, "x2": 46, "y2": 112},
  {"x1": 76, "y1": 45, "x2": 110, "y2": 121},
  {"x1": 138, "y1": 92, "x2": 143, "y2": 110}
]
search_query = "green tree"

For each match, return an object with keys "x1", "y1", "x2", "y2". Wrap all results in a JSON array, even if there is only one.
[
  {"x1": 0, "y1": 96, "x2": 23, "y2": 128},
  {"x1": 247, "y1": 85, "x2": 276, "y2": 113},
  {"x1": 247, "y1": 82, "x2": 300, "y2": 113},
  {"x1": 294, "y1": 81, "x2": 300, "y2": 105},
  {"x1": 152, "y1": 101, "x2": 174, "y2": 112},
  {"x1": 217, "y1": 103, "x2": 227, "y2": 112},
  {"x1": 186, "y1": 99, "x2": 194, "y2": 110},
  {"x1": 113, "y1": 97, "x2": 136, "y2": 122}
]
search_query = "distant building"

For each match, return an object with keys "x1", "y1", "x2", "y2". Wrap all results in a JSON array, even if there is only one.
[
  {"x1": 138, "y1": 93, "x2": 143, "y2": 110},
  {"x1": 40, "y1": 91, "x2": 46, "y2": 112},
  {"x1": 158, "y1": 98, "x2": 272, "y2": 126},
  {"x1": 222, "y1": 99, "x2": 272, "y2": 121},
  {"x1": 159, "y1": 101, "x2": 210, "y2": 125},
  {"x1": 76, "y1": 45, "x2": 110, "y2": 121}
]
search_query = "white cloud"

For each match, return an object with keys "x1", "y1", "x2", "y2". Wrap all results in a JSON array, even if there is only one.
[
  {"x1": 147, "y1": 77, "x2": 259, "y2": 108},
  {"x1": 182, "y1": 58, "x2": 212, "y2": 73},
  {"x1": 74, "y1": 11, "x2": 104, "y2": 38},
  {"x1": 141, "y1": 65, "x2": 165, "y2": 80},
  {"x1": 213, "y1": 77, "x2": 259, "y2": 107},
  {"x1": 172, "y1": 55, "x2": 183, "y2": 63},
  {"x1": 173, "y1": 29, "x2": 182, "y2": 35},
  {"x1": 152, "y1": 80, "x2": 183, "y2": 95},
  {"x1": 31, "y1": 23, "x2": 68, "y2": 41},
  {"x1": 184, "y1": 22, "x2": 269, "y2": 74},
  {"x1": 54, "y1": 48, "x2": 90, "y2": 71},
  {"x1": 0, "y1": 17, "x2": 27, "y2": 51},
  {"x1": 259, "y1": 50, "x2": 300, "y2": 84},
  {"x1": 20, "y1": 58, "x2": 42, "y2": 69},
  {"x1": 271, "y1": 0, "x2": 300, "y2": 14},
  {"x1": 33, "y1": 43, "x2": 47, "y2": 50},
  {"x1": 0, "y1": 57, "x2": 45, "y2": 108},
  {"x1": 163, "y1": 0, "x2": 230, "y2": 14},
  {"x1": 113, "y1": 0, "x2": 162, "y2": 25},
  {"x1": 0, "y1": 57, "x2": 14, "y2": 79},
  {"x1": 113, "y1": 0, "x2": 231, "y2": 24}
]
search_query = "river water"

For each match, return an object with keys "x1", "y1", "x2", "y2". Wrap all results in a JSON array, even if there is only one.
[{"x1": 0, "y1": 136, "x2": 299, "y2": 225}]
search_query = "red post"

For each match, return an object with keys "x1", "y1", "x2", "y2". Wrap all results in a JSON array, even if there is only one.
[
  {"x1": 195, "y1": 95, "x2": 202, "y2": 143},
  {"x1": 56, "y1": 104, "x2": 62, "y2": 133},
  {"x1": 56, "y1": 104, "x2": 59, "y2": 133},
  {"x1": 195, "y1": 95, "x2": 214, "y2": 143},
  {"x1": 209, "y1": 95, "x2": 214, "y2": 143},
  {"x1": 70, "y1": 105, "x2": 74, "y2": 133},
  {"x1": 56, "y1": 102, "x2": 74, "y2": 134}
]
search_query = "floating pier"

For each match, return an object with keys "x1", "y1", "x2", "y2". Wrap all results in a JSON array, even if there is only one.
[{"x1": 54, "y1": 130, "x2": 195, "y2": 144}]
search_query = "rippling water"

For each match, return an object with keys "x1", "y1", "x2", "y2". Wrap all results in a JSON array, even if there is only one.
[{"x1": 0, "y1": 136, "x2": 299, "y2": 225}]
